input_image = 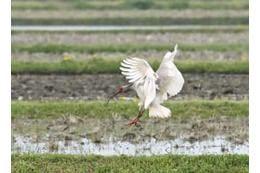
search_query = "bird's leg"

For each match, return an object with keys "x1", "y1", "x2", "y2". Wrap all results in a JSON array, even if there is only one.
[{"x1": 127, "y1": 107, "x2": 144, "y2": 126}]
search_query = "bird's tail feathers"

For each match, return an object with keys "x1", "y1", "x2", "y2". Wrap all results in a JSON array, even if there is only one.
[{"x1": 148, "y1": 103, "x2": 171, "y2": 118}]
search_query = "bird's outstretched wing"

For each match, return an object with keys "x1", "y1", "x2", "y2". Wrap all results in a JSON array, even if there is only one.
[
  {"x1": 156, "y1": 44, "x2": 184, "y2": 99},
  {"x1": 120, "y1": 58, "x2": 158, "y2": 109},
  {"x1": 164, "y1": 66, "x2": 184, "y2": 97}
]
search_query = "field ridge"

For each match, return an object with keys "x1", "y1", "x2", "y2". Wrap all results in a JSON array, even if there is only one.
[
  {"x1": 11, "y1": 59, "x2": 249, "y2": 74},
  {"x1": 11, "y1": 100, "x2": 249, "y2": 119}
]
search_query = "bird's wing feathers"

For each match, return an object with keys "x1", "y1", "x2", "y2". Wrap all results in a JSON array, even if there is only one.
[
  {"x1": 156, "y1": 58, "x2": 184, "y2": 99},
  {"x1": 166, "y1": 66, "x2": 184, "y2": 96},
  {"x1": 120, "y1": 58, "x2": 158, "y2": 108}
]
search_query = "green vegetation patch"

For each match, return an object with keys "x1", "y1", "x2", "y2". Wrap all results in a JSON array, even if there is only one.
[
  {"x1": 11, "y1": 154, "x2": 249, "y2": 173},
  {"x1": 11, "y1": 100, "x2": 249, "y2": 119},
  {"x1": 12, "y1": 43, "x2": 249, "y2": 54},
  {"x1": 12, "y1": 17, "x2": 249, "y2": 26},
  {"x1": 11, "y1": 59, "x2": 249, "y2": 74},
  {"x1": 12, "y1": 0, "x2": 249, "y2": 10}
]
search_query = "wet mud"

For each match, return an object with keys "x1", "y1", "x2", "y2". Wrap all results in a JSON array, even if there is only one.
[
  {"x1": 12, "y1": 115, "x2": 248, "y2": 144},
  {"x1": 11, "y1": 73, "x2": 249, "y2": 101}
]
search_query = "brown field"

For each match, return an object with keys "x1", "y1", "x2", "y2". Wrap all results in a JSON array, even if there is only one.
[{"x1": 11, "y1": 74, "x2": 248, "y2": 101}]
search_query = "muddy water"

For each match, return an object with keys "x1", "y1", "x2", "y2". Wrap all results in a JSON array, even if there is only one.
[
  {"x1": 11, "y1": 25, "x2": 247, "y2": 32},
  {"x1": 11, "y1": 116, "x2": 248, "y2": 155},
  {"x1": 11, "y1": 73, "x2": 248, "y2": 101}
]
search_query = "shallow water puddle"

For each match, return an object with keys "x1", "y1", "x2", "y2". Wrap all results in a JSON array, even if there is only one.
[
  {"x1": 11, "y1": 25, "x2": 242, "y2": 31},
  {"x1": 12, "y1": 135, "x2": 248, "y2": 156}
]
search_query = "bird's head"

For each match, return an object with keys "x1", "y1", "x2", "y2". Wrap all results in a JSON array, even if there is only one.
[
  {"x1": 118, "y1": 86, "x2": 124, "y2": 93},
  {"x1": 107, "y1": 84, "x2": 132, "y2": 103},
  {"x1": 163, "y1": 44, "x2": 178, "y2": 62}
]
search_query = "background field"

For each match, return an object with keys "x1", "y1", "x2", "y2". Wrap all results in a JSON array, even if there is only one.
[{"x1": 11, "y1": 0, "x2": 249, "y2": 172}]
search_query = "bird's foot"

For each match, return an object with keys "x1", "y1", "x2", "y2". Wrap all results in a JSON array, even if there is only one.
[
  {"x1": 126, "y1": 119, "x2": 139, "y2": 126},
  {"x1": 126, "y1": 109, "x2": 144, "y2": 126}
]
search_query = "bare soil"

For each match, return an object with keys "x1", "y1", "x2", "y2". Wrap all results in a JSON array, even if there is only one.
[
  {"x1": 12, "y1": 32, "x2": 248, "y2": 45},
  {"x1": 11, "y1": 73, "x2": 248, "y2": 101}
]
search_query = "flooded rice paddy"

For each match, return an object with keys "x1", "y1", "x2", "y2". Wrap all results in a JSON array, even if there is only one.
[
  {"x1": 12, "y1": 116, "x2": 248, "y2": 156},
  {"x1": 12, "y1": 135, "x2": 248, "y2": 156},
  {"x1": 11, "y1": 25, "x2": 246, "y2": 32}
]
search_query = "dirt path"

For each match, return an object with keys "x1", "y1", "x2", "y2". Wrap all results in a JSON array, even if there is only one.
[{"x1": 11, "y1": 73, "x2": 248, "y2": 101}]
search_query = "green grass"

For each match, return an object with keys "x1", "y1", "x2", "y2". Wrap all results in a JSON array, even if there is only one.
[
  {"x1": 11, "y1": 58, "x2": 249, "y2": 74},
  {"x1": 11, "y1": 154, "x2": 249, "y2": 173},
  {"x1": 11, "y1": 16, "x2": 249, "y2": 26},
  {"x1": 12, "y1": 0, "x2": 249, "y2": 10},
  {"x1": 12, "y1": 1, "x2": 59, "y2": 11},
  {"x1": 11, "y1": 100, "x2": 249, "y2": 119},
  {"x1": 12, "y1": 43, "x2": 249, "y2": 54}
]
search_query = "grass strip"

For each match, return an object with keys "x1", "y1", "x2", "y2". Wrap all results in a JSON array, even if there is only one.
[
  {"x1": 12, "y1": 17, "x2": 248, "y2": 26},
  {"x1": 11, "y1": 0, "x2": 249, "y2": 10},
  {"x1": 11, "y1": 100, "x2": 249, "y2": 119},
  {"x1": 11, "y1": 59, "x2": 249, "y2": 74},
  {"x1": 12, "y1": 43, "x2": 249, "y2": 53},
  {"x1": 11, "y1": 154, "x2": 249, "y2": 173}
]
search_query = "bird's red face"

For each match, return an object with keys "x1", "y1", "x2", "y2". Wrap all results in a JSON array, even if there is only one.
[
  {"x1": 118, "y1": 86, "x2": 124, "y2": 93},
  {"x1": 107, "y1": 86, "x2": 124, "y2": 103}
]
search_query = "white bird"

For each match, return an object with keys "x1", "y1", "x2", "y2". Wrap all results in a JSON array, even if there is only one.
[{"x1": 108, "y1": 44, "x2": 184, "y2": 126}]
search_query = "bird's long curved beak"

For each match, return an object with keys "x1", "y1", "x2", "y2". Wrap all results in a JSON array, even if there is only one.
[{"x1": 107, "y1": 91, "x2": 120, "y2": 104}]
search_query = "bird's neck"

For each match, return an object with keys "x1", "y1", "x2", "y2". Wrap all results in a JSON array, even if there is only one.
[{"x1": 123, "y1": 83, "x2": 133, "y2": 91}]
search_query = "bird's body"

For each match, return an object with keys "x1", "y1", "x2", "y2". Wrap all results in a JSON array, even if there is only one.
[{"x1": 108, "y1": 44, "x2": 184, "y2": 125}]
